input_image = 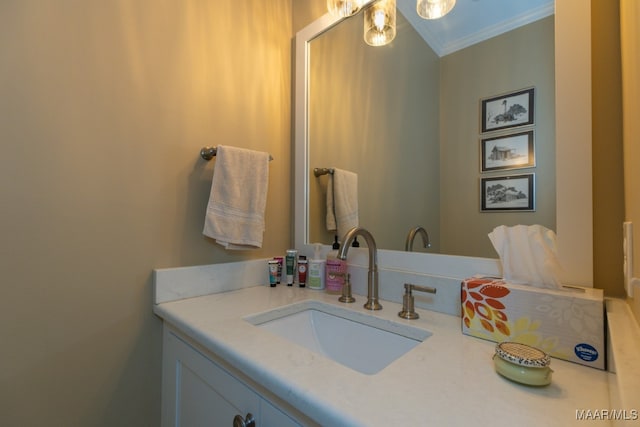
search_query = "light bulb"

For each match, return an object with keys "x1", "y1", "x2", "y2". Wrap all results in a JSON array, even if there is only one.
[
  {"x1": 327, "y1": 0, "x2": 365, "y2": 17},
  {"x1": 373, "y1": 10, "x2": 386, "y2": 30},
  {"x1": 416, "y1": 0, "x2": 456, "y2": 20},
  {"x1": 364, "y1": 0, "x2": 396, "y2": 47}
]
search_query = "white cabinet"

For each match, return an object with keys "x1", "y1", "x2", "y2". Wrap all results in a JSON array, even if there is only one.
[{"x1": 161, "y1": 326, "x2": 305, "y2": 427}]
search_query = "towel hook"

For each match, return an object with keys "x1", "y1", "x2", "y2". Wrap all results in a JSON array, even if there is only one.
[
  {"x1": 313, "y1": 167, "x2": 334, "y2": 177},
  {"x1": 200, "y1": 146, "x2": 218, "y2": 160}
]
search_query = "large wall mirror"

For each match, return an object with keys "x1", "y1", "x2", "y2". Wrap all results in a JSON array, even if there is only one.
[{"x1": 295, "y1": 0, "x2": 593, "y2": 286}]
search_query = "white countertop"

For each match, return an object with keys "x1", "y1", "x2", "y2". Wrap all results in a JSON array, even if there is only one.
[{"x1": 154, "y1": 285, "x2": 614, "y2": 427}]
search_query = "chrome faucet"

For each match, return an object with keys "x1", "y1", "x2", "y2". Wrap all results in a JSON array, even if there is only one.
[
  {"x1": 337, "y1": 227, "x2": 382, "y2": 310},
  {"x1": 405, "y1": 226, "x2": 431, "y2": 252}
]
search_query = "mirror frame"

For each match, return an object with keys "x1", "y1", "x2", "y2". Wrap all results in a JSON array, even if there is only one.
[{"x1": 294, "y1": 0, "x2": 593, "y2": 286}]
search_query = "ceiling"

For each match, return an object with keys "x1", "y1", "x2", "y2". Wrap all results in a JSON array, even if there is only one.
[{"x1": 396, "y1": 0, "x2": 554, "y2": 57}]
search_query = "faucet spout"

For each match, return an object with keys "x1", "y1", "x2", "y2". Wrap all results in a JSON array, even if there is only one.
[
  {"x1": 405, "y1": 226, "x2": 431, "y2": 252},
  {"x1": 338, "y1": 227, "x2": 382, "y2": 310}
]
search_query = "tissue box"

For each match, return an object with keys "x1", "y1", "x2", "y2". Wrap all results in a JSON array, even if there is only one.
[{"x1": 461, "y1": 277, "x2": 605, "y2": 369}]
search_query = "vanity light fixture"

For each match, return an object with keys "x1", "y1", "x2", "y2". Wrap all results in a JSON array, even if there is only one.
[
  {"x1": 416, "y1": 0, "x2": 456, "y2": 20},
  {"x1": 327, "y1": 0, "x2": 365, "y2": 17},
  {"x1": 363, "y1": 0, "x2": 396, "y2": 46}
]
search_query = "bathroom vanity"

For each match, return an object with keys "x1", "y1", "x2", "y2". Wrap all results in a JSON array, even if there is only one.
[
  {"x1": 161, "y1": 325, "x2": 310, "y2": 426},
  {"x1": 153, "y1": 262, "x2": 621, "y2": 427}
]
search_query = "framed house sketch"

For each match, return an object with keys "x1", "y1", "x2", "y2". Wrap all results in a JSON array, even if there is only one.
[
  {"x1": 481, "y1": 88, "x2": 534, "y2": 133},
  {"x1": 481, "y1": 130, "x2": 535, "y2": 172},
  {"x1": 481, "y1": 173, "x2": 535, "y2": 212}
]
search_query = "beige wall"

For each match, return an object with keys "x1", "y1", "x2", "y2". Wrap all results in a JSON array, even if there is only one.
[
  {"x1": 619, "y1": 0, "x2": 640, "y2": 314},
  {"x1": 592, "y1": 0, "x2": 625, "y2": 297},
  {"x1": 0, "y1": 0, "x2": 292, "y2": 425},
  {"x1": 440, "y1": 17, "x2": 556, "y2": 258},
  {"x1": 293, "y1": 0, "x2": 326, "y2": 33}
]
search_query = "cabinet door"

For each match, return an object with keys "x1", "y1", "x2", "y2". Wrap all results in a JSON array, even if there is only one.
[{"x1": 161, "y1": 328, "x2": 261, "y2": 427}]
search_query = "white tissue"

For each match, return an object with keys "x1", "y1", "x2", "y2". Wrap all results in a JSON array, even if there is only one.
[{"x1": 488, "y1": 225, "x2": 563, "y2": 289}]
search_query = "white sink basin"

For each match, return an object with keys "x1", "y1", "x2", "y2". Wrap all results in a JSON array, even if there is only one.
[{"x1": 245, "y1": 300, "x2": 431, "y2": 375}]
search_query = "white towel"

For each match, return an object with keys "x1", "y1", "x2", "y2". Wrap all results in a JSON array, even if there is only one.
[
  {"x1": 326, "y1": 168, "x2": 359, "y2": 239},
  {"x1": 488, "y1": 224, "x2": 563, "y2": 289},
  {"x1": 203, "y1": 145, "x2": 270, "y2": 249}
]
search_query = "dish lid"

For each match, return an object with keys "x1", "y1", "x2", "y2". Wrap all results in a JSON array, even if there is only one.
[{"x1": 495, "y1": 342, "x2": 551, "y2": 368}]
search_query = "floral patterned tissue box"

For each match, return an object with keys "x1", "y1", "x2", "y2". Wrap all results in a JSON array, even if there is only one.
[{"x1": 461, "y1": 277, "x2": 605, "y2": 370}]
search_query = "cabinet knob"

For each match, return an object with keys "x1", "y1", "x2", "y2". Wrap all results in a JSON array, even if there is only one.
[{"x1": 233, "y1": 413, "x2": 255, "y2": 427}]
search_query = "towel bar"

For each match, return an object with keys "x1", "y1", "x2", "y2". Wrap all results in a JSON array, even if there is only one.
[
  {"x1": 200, "y1": 146, "x2": 273, "y2": 161},
  {"x1": 313, "y1": 167, "x2": 334, "y2": 177}
]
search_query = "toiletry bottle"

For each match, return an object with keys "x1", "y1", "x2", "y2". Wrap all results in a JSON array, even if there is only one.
[
  {"x1": 268, "y1": 260, "x2": 279, "y2": 287},
  {"x1": 297, "y1": 255, "x2": 308, "y2": 287},
  {"x1": 308, "y1": 243, "x2": 326, "y2": 290},
  {"x1": 325, "y1": 236, "x2": 346, "y2": 294},
  {"x1": 285, "y1": 249, "x2": 298, "y2": 286},
  {"x1": 272, "y1": 256, "x2": 283, "y2": 284}
]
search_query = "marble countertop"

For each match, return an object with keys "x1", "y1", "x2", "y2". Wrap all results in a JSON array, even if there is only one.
[{"x1": 154, "y1": 284, "x2": 613, "y2": 427}]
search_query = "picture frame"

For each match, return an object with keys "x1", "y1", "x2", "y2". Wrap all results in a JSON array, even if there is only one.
[
  {"x1": 481, "y1": 130, "x2": 535, "y2": 172},
  {"x1": 481, "y1": 173, "x2": 535, "y2": 212},
  {"x1": 481, "y1": 88, "x2": 534, "y2": 133}
]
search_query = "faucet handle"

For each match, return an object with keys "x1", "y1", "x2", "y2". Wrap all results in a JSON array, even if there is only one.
[
  {"x1": 338, "y1": 273, "x2": 356, "y2": 303},
  {"x1": 398, "y1": 283, "x2": 436, "y2": 319}
]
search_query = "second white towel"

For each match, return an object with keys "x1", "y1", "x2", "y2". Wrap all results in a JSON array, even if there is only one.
[{"x1": 326, "y1": 168, "x2": 359, "y2": 240}]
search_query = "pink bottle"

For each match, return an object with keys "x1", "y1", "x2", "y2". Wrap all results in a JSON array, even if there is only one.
[{"x1": 325, "y1": 243, "x2": 346, "y2": 294}]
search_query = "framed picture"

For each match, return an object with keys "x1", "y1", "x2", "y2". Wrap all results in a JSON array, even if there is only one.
[
  {"x1": 481, "y1": 88, "x2": 534, "y2": 133},
  {"x1": 481, "y1": 130, "x2": 535, "y2": 172},
  {"x1": 481, "y1": 173, "x2": 535, "y2": 212}
]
